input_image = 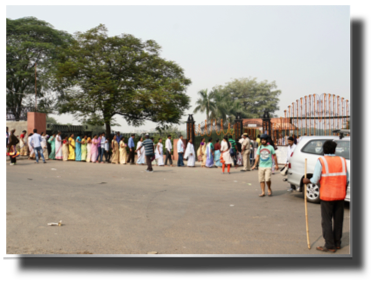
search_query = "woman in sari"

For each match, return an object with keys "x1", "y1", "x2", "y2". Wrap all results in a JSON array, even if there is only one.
[
  {"x1": 19, "y1": 131, "x2": 27, "y2": 156},
  {"x1": 136, "y1": 137, "x2": 145, "y2": 165},
  {"x1": 28, "y1": 133, "x2": 35, "y2": 160},
  {"x1": 75, "y1": 135, "x2": 82, "y2": 161},
  {"x1": 220, "y1": 136, "x2": 234, "y2": 174},
  {"x1": 62, "y1": 136, "x2": 69, "y2": 161},
  {"x1": 214, "y1": 139, "x2": 222, "y2": 168},
  {"x1": 48, "y1": 133, "x2": 56, "y2": 160},
  {"x1": 86, "y1": 136, "x2": 92, "y2": 162},
  {"x1": 90, "y1": 134, "x2": 98, "y2": 163},
  {"x1": 41, "y1": 132, "x2": 49, "y2": 160},
  {"x1": 68, "y1": 134, "x2": 75, "y2": 161},
  {"x1": 81, "y1": 135, "x2": 87, "y2": 161},
  {"x1": 155, "y1": 138, "x2": 164, "y2": 166},
  {"x1": 111, "y1": 135, "x2": 119, "y2": 164},
  {"x1": 197, "y1": 138, "x2": 206, "y2": 167},
  {"x1": 205, "y1": 138, "x2": 215, "y2": 168},
  {"x1": 55, "y1": 131, "x2": 63, "y2": 160},
  {"x1": 119, "y1": 137, "x2": 127, "y2": 165},
  {"x1": 184, "y1": 138, "x2": 195, "y2": 167}
]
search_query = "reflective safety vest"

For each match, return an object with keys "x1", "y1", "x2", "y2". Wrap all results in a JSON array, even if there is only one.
[{"x1": 318, "y1": 156, "x2": 347, "y2": 201}]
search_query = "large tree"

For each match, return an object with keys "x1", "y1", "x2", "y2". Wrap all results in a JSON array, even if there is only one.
[
  {"x1": 54, "y1": 24, "x2": 192, "y2": 137},
  {"x1": 193, "y1": 89, "x2": 216, "y2": 121},
  {"x1": 6, "y1": 17, "x2": 72, "y2": 120},
  {"x1": 213, "y1": 77, "x2": 281, "y2": 118}
]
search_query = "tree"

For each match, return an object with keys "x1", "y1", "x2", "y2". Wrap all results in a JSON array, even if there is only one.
[
  {"x1": 213, "y1": 77, "x2": 281, "y2": 118},
  {"x1": 54, "y1": 24, "x2": 192, "y2": 138},
  {"x1": 6, "y1": 17, "x2": 72, "y2": 120},
  {"x1": 46, "y1": 115, "x2": 58, "y2": 124},
  {"x1": 193, "y1": 89, "x2": 216, "y2": 121}
]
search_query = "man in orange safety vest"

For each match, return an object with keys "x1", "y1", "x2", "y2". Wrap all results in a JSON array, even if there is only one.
[{"x1": 303, "y1": 140, "x2": 349, "y2": 253}]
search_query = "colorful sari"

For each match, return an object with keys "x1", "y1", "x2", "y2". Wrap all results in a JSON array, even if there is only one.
[
  {"x1": 86, "y1": 138, "x2": 92, "y2": 162},
  {"x1": 197, "y1": 143, "x2": 206, "y2": 166},
  {"x1": 19, "y1": 134, "x2": 28, "y2": 156},
  {"x1": 91, "y1": 138, "x2": 98, "y2": 162},
  {"x1": 119, "y1": 140, "x2": 127, "y2": 164},
  {"x1": 81, "y1": 138, "x2": 87, "y2": 161},
  {"x1": 68, "y1": 137, "x2": 75, "y2": 160},
  {"x1": 62, "y1": 140, "x2": 69, "y2": 161},
  {"x1": 41, "y1": 135, "x2": 49, "y2": 159},
  {"x1": 55, "y1": 135, "x2": 63, "y2": 160},
  {"x1": 111, "y1": 139, "x2": 119, "y2": 164},
  {"x1": 48, "y1": 136, "x2": 56, "y2": 160},
  {"x1": 205, "y1": 142, "x2": 214, "y2": 167},
  {"x1": 75, "y1": 136, "x2": 82, "y2": 161}
]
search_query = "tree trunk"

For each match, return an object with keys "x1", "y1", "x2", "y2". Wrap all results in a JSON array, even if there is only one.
[{"x1": 105, "y1": 122, "x2": 111, "y2": 140}]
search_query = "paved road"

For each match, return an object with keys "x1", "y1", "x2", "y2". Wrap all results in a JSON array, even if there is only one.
[{"x1": 6, "y1": 159, "x2": 350, "y2": 255}]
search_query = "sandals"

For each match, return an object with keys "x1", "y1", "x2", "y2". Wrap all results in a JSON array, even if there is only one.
[
  {"x1": 316, "y1": 246, "x2": 336, "y2": 253},
  {"x1": 259, "y1": 193, "x2": 265, "y2": 197}
]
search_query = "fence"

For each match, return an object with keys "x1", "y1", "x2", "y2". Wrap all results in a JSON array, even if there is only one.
[{"x1": 193, "y1": 119, "x2": 236, "y2": 147}]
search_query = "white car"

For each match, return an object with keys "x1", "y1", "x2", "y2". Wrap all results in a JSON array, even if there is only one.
[{"x1": 287, "y1": 135, "x2": 350, "y2": 203}]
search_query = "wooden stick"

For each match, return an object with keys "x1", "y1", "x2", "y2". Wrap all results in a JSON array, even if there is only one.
[{"x1": 304, "y1": 158, "x2": 311, "y2": 249}]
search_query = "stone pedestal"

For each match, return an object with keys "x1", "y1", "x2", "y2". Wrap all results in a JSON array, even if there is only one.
[{"x1": 27, "y1": 112, "x2": 46, "y2": 135}]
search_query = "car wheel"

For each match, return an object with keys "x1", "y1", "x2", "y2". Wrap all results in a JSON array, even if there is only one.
[{"x1": 304, "y1": 183, "x2": 320, "y2": 203}]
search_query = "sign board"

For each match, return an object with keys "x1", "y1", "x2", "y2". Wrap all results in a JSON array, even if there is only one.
[{"x1": 247, "y1": 124, "x2": 258, "y2": 127}]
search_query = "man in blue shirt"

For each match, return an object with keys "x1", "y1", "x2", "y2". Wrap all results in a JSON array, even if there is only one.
[
  {"x1": 127, "y1": 134, "x2": 135, "y2": 165},
  {"x1": 30, "y1": 129, "x2": 46, "y2": 164},
  {"x1": 136, "y1": 134, "x2": 154, "y2": 172},
  {"x1": 116, "y1": 132, "x2": 122, "y2": 144}
]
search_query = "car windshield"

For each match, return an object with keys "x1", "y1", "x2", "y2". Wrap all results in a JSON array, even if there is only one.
[
  {"x1": 301, "y1": 140, "x2": 327, "y2": 155},
  {"x1": 335, "y1": 140, "x2": 350, "y2": 160}
]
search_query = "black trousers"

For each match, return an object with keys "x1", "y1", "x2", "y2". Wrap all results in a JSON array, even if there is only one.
[
  {"x1": 127, "y1": 147, "x2": 135, "y2": 164},
  {"x1": 165, "y1": 150, "x2": 172, "y2": 165},
  {"x1": 321, "y1": 199, "x2": 345, "y2": 249},
  {"x1": 145, "y1": 155, "x2": 153, "y2": 171},
  {"x1": 9, "y1": 155, "x2": 16, "y2": 164}
]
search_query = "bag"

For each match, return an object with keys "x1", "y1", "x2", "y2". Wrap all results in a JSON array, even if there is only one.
[
  {"x1": 280, "y1": 165, "x2": 288, "y2": 176},
  {"x1": 229, "y1": 148, "x2": 235, "y2": 156}
]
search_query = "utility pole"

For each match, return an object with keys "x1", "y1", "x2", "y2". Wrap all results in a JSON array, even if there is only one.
[{"x1": 35, "y1": 63, "x2": 37, "y2": 111}]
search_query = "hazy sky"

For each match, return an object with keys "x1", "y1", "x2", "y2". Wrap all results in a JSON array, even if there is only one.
[{"x1": 6, "y1": 5, "x2": 350, "y2": 132}]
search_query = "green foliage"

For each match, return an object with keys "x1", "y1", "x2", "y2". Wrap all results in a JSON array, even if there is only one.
[
  {"x1": 213, "y1": 77, "x2": 281, "y2": 119},
  {"x1": 193, "y1": 89, "x2": 216, "y2": 121},
  {"x1": 6, "y1": 17, "x2": 72, "y2": 120},
  {"x1": 46, "y1": 115, "x2": 58, "y2": 124},
  {"x1": 54, "y1": 24, "x2": 192, "y2": 137}
]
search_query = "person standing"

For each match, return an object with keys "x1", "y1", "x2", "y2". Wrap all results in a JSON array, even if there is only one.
[
  {"x1": 19, "y1": 130, "x2": 28, "y2": 156},
  {"x1": 155, "y1": 138, "x2": 164, "y2": 166},
  {"x1": 205, "y1": 138, "x2": 214, "y2": 168},
  {"x1": 91, "y1": 134, "x2": 99, "y2": 163},
  {"x1": 48, "y1": 133, "x2": 56, "y2": 160},
  {"x1": 197, "y1": 138, "x2": 206, "y2": 167},
  {"x1": 136, "y1": 137, "x2": 146, "y2": 165},
  {"x1": 127, "y1": 134, "x2": 136, "y2": 165},
  {"x1": 30, "y1": 129, "x2": 46, "y2": 164},
  {"x1": 111, "y1": 135, "x2": 119, "y2": 164},
  {"x1": 96, "y1": 133, "x2": 103, "y2": 163},
  {"x1": 303, "y1": 140, "x2": 349, "y2": 253},
  {"x1": 81, "y1": 135, "x2": 87, "y2": 161},
  {"x1": 55, "y1": 131, "x2": 63, "y2": 160},
  {"x1": 116, "y1": 132, "x2": 122, "y2": 145},
  {"x1": 251, "y1": 134, "x2": 279, "y2": 197},
  {"x1": 135, "y1": 134, "x2": 155, "y2": 172},
  {"x1": 6, "y1": 127, "x2": 9, "y2": 148},
  {"x1": 220, "y1": 136, "x2": 233, "y2": 174},
  {"x1": 214, "y1": 139, "x2": 222, "y2": 168},
  {"x1": 7, "y1": 129, "x2": 19, "y2": 165},
  {"x1": 86, "y1": 136, "x2": 92, "y2": 163},
  {"x1": 164, "y1": 135, "x2": 173, "y2": 167},
  {"x1": 119, "y1": 137, "x2": 127, "y2": 165},
  {"x1": 99, "y1": 133, "x2": 106, "y2": 164},
  {"x1": 75, "y1": 135, "x2": 82, "y2": 161},
  {"x1": 241, "y1": 133, "x2": 251, "y2": 172},
  {"x1": 228, "y1": 135, "x2": 237, "y2": 166},
  {"x1": 285, "y1": 137, "x2": 296, "y2": 192},
  {"x1": 104, "y1": 136, "x2": 110, "y2": 163},
  {"x1": 62, "y1": 136, "x2": 69, "y2": 161},
  {"x1": 68, "y1": 134, "x2": 75, "y2": 161},
  {"x1": 41, "y1": 132, "x2": 49, "y2": 159},
  {"x1": 28, "y1": 133, "x2": 35, "y2": 160},
  {"x1": 184, "y1": 138, "x2": 195, "y2": 167},
  {"x1": 177, "y1": 135, "x2": 185, "y2": 167}
]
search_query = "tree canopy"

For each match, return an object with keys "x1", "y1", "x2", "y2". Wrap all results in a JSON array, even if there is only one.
[
  {"x1": 6, "y1": 17, "x2": 72, "y2": 120},
  {"x1": 54, "y1": 24, "x2": 192, "y2": 137}
]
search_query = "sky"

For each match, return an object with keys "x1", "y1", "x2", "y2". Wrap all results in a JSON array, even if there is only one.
[{"x1": 6, "y1": 5, "x2": 350, "y2": 133}]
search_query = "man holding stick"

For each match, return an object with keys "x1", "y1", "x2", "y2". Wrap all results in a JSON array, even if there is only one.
[{"x1": 303, "y1": 140, "x2": 349, "y2": 253}]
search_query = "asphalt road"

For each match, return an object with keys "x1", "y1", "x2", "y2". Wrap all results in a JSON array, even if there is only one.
[{"x1": 6, "y1": 159, "x2": 350, "y2": 255}]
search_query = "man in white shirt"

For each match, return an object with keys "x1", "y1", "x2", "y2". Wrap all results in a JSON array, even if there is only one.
[
  {"x1": 164, "y1": 135, "x2": 173, "y2": 167},
  {"x1": 104, "y1": 136, "x2": 110, "y2": 163},
  {"x1": 30, "y1": 129, "x2": 46, "y2": 164},
  {"x1": 100, "y1": 133, "x2": 106, "y2": 163},
  {"x1": 177, "y1": 135, "x2": 185, "y2": 167},
  {"x1": 285, "y1": 136, "x2": 296, "y2": 191}
]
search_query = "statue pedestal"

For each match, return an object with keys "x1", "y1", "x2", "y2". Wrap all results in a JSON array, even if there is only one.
[{"x1": 27, "y1": 112, "x2": 46, "y2": 135}]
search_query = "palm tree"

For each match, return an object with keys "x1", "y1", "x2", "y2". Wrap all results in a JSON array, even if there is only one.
[
  {"x1": 193, "y1": 89, "x2": 216, "y2": 121},
  {"x1": 210, "y1": 90, "x2": 229, "y2": 122}
]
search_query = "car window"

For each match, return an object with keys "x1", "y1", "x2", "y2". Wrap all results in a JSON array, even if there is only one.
[
  {"x1": 335, "y1": 140, "x2": 350, "y2": 160},
  {"x1": 301, "y1": 140, "x2": 327, "y2": 155}
]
